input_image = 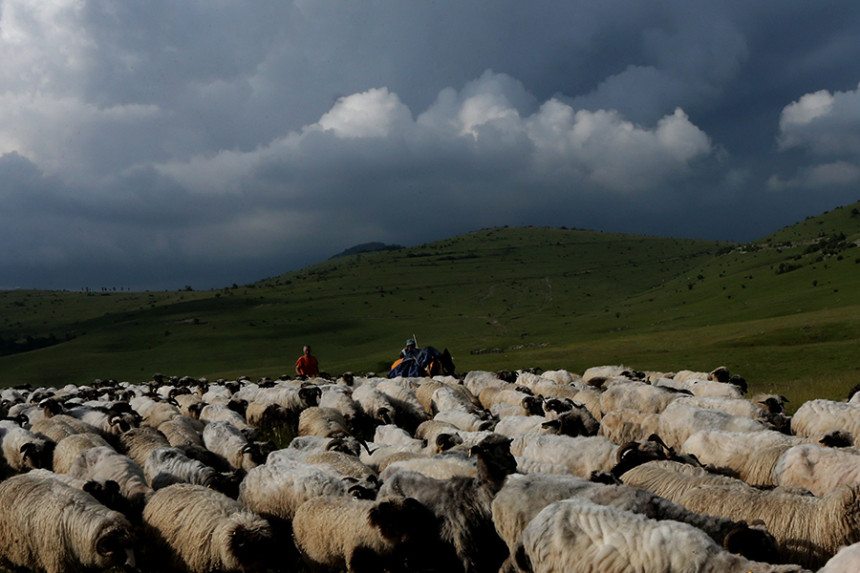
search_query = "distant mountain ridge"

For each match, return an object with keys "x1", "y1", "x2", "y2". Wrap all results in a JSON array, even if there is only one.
[{"x1": 329, "y1": 242, "x2": 404, "y2": 259}]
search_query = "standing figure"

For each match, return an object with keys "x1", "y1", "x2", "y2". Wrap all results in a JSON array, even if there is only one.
[{"x1": 295, "y1": 345, "x2": 319, "y2": 378}]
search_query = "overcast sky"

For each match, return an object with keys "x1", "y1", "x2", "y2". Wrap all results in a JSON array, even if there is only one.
[{"x1": 2, "y1": 1, "x2": 860, "y2": 290}]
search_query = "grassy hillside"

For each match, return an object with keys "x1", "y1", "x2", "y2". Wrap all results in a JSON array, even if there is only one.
[{"x1": 2, "y1": 201, "x2": 860, "y2": 408}]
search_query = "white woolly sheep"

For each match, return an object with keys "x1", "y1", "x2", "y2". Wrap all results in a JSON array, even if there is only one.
[
  {"x1": 144, "y1": 446, "x2": 241, "y2": 496},
  {"x1": 0, "y1": 421, "x2": 54, "y2": 472},
  {"x1": 516, "y1": 497, "x2": 806, "y2": 573},
  {"x1": 30, "y1": 414, "x2": 103, "y2": 443},
  {"x1": 491, "y1": 472, "x2": 781, "y2": 570},
  {"x1": 433, "y1": 409, "x2": 495, "y2": 432},
  {"x1": 52, "y1": 432, "x2": 113, "y2": 474},
  {"x1": 791, "y1": 399, "x2": 860, "y2": 439},
  {"x1": 510, "y1": 433, "x2": 619, "y2": 478},
  {"x1": 157, "y1": 414, "x2": 206, "y2": 448},
  {"x1": 118, "y1": 425, "x2": 171, "y2": 467},
  {"x1": 198, "y1": 403, "x2": 256, "y2": 437},
  {"x1": 67, "y1": 446, "x2": 154, "y2": 513},
  {"x1": 292, "y1": 494, "x2": 443, "y2": 573},
  {"x1": 142, "y1": 483, "x2": 275, "y2": 573},
  {"x1": 298, "y1": 406, "x2": 352, "y2": 438},
  {"x1": 0, "y1": 472, "x2": 135, "y2": 573},
  {"x1": 657, "y1": 401, "x2": 768, "y2": 449},
  {"x1": 598, "y1": 409, "x2": 661, "y2": 445},
  {"x1": 238, "y1": 459, "x2": 354, "y2": 524},
  {"x1": 621, "y1": 459, "x2": 860, "y2": 569},
  {"x1": 374, "y1": 378, "x2": 431, "y2": 432},
  {"x1": 772, "y1": 443, "x2": 860, "y2": 496},
  {"x1": 818, "y1": 542, "x2": 860, "y2": 573},
  {"x1": 598, "y1": 381, "x2": 678, "y2": 416},
  {"x1": 681, "y1": 429, "x2": 805, "y2": 487},
  {"x1": 202, "y1": 420, "x2": 269, "y2": 471}
]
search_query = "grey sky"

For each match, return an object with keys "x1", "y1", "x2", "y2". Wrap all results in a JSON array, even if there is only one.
[{"x1": 2, "y1": 0, "x2": 859, "y2": 290}]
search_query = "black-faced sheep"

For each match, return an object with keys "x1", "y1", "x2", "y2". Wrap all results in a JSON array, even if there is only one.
[
  {"x1": 292, "y1": 495, "x2": 444, "y2": 573},
  {"x1": 67, "y1": 445, "x2": 154, "y2": 515},
  {"x1": 378, "y1": 433, "x2": 518, "y2": 573},
  {"x1": 144, "y1": 446, "x2": 241, "y2": 496}
]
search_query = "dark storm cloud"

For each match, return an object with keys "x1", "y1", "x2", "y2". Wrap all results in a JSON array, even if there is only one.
[{"x1": 1, "y1": 0, "x2": 859, "y2": 290}]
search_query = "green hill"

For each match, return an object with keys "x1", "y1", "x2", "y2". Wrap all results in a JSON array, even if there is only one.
[{"x1": 2, "y1": 201, "x2": 860, "y2": 408}]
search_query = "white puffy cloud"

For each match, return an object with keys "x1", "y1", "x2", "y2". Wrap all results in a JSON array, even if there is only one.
[
  {"x1": 777, "y1": 83, "x2": 860, "y2": 155},
  {"x1": 157, "y1": 71, "x2": 712, "y2": 197}
]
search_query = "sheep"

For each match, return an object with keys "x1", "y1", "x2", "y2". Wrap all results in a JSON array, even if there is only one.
[
  {"x1": 292, "y1": 494, "x2": 443, "y2": 573},
  {"x1": 298, "y1": 406, "x2": 352, "y2": 438},
  {"x1": 516, "y1": 497, "x2": 807, "y2": 573},
  {"x1": 287, "y1": 434, "x2": 365, "y2": 458},
  {"x1": 462, "y1": 370, "x2": 509, "y2": 396},
  {"x1": 252, "y1": 384, "x2": 322, "y2": 415},
  {"x1": 598, "y1": 381, "x2": 678, "y2": 415},
  {"x1": 434, "y1": 409, "x2": 495, "y2": 432},
  {"x1": 479, "y1": 387, "x2": 544, "y2": 417},
  {"x1": 491, "y1": 472, "x2": 781, "y2": 569},
  {"x1": 269, "y1": 445, "x2": 379, "y2": 484},
  {"x1": 67, "y1": 446, "x2": 154, "y2": 514},
  {"x1": 598, "y1": 408, "x2": 661, "y2": 444},
  {"x1": 65, "y1": 405, "x2": 138, "y2": 436},
  {"x1": 772, "y1": 443, "x2": 860, "y2": 496},
  {"x1": 24, "y1": 468, "x2": 133, "y2": 515},
  {"x1": 144, "y1": 447, "x2": 241, "y2": 496},
  {"x1": 374, "y1": 379, "x2": 431, "y2": 432},
  {"x1": 172, "y1": 393, "x2": 206, "y2": 418},
  {"x1": 378, "y1": 433, "x2": 518, "y2": 573},
  {"x1": 240, "y1": 459, "x2": 349, "y2": 515},
  {"x1": 118, "y1": 425, "x2": 172, "y2": 467},
  {"x1": 819, "y1": 542, "x2": 860, "y2": 572},
  {"x1": 244, "y1": 401, "x2": 291, "y2": 429},
  {"x1": 655, "y1": 376, "x2": 745, "y2": 399},
  {"x1": 379, "y1": 452, "x2": 478, "y2": 481},
  {"x1": 0, "y1": 422, "x2": 54, "y2": 472},
  {"x1": 199, "y1": 403, "x2": 257, "y2": 438},
  {"x1": 142, "y1": 483, "x2": 275, "y2": 573},
  {"x1": 52, "y1": 432, "x2": 113, "y2": 474},
  {"x1": 0, "y1": 472, "x2": 135, "y2": 573},
  {"x1": 134, "y1": 398, "x2": 183, "y2": 428},
  {"x1": 423, "y1": 383, "x2": 483, "y2": 416},
  {"x1": 791, "y1": 399, "x2": 860, "y2": 439},
  {"x1": 318, "y1": 384, "x2": 363, "y2": 425},
  {"x1": 681, "y1": 429, "x2": 805, "y2": 486},
  {"x1": 202, "y1": 421, "x2": 270, "y2": 471},
  {"x1": 494, "y1": 407, "x2": 598, "y2": 439},
  {"x1": 352, "y1": 383, "x2": 399, "y2": 426},
  {"x1": 510, "y1": 433, "x2": 619, "y2": 478},
  {"x1": 657, "y1": 401, "x2": 768, "y2": 449},
  {"x1": 157, "y1": 414, "x2": 206, "y2": 448},
  {"x1": 30, "y1": 414, "x2": 103, "y2": 443},
  {"x1": 621, "y1": 460, "x2": 860, "y2": 568}
]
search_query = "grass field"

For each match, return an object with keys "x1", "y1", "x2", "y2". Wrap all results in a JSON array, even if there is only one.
[{"x1": 2, "y1": 201, "x2": 860, "y2": 411}]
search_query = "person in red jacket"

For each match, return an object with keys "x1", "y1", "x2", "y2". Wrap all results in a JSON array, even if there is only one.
[{"x1": 295, "y1": 345, "x2": 319, "y2": 378}]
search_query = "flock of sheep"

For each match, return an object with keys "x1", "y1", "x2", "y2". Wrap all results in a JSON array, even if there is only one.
[{"x1": 0, "y1": 364, "x2": 859, "y2": 572}]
